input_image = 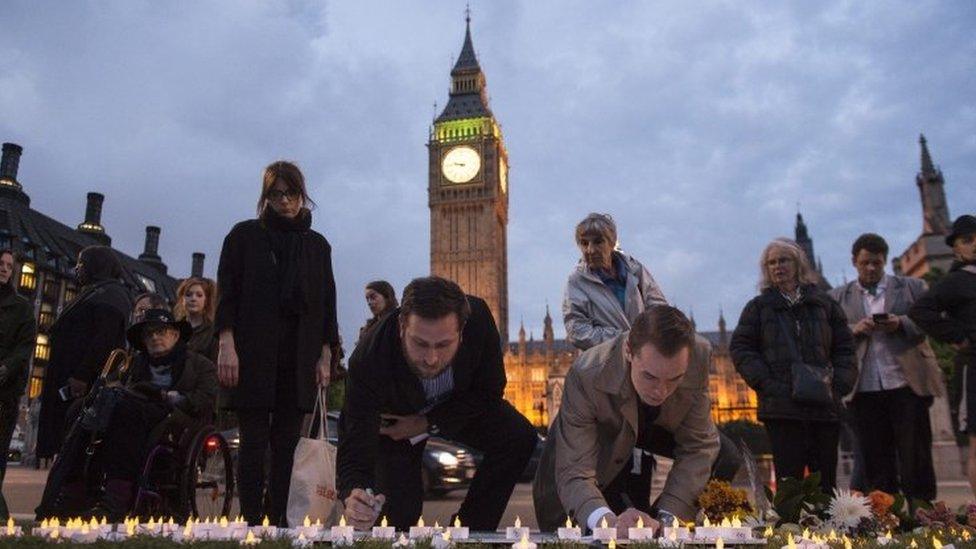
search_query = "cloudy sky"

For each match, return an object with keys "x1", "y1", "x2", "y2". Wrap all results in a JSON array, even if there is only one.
[{"x1": 1, "y1": 1, "x2": 974, "y2": 347}]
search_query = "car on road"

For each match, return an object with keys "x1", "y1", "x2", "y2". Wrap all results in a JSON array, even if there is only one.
[{"x1": 220, "y1": 412, "x2": 478, "y2": 498}]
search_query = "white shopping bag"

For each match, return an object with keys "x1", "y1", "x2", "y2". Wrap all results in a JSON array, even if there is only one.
[{"x1": 286, "y1": 388, "x2": 343, "y2": 527}]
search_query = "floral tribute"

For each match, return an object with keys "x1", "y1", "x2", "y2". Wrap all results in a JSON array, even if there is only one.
[{"x1": 696, "y1": 479, "x2": 754, "y2": 521}]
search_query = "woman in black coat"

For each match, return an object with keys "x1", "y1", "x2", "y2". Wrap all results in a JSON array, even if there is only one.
[
  {"x1": 215, "y1": 160, "x2": 340, "y2": 526},
  {"x1": 730, "y1": 238, "x2": 856, "y2": 491},
  {"x1": 36, "y1": 246, "x2": 131, "y2": 459},
  {"x1": 0, "y1": 249, "x2": 36, "y2": 518}
]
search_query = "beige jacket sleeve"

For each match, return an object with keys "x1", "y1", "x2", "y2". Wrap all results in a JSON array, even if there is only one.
[
  {"x1": 657, "y1": 340, "x2": 721, "y2": 519},
  {"x1": 553, "y1": 368, "x2": 608, "y2": 526}
]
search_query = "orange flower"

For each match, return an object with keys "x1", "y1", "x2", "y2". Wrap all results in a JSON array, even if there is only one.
[{"x1": 868, "y1": 490, "x2": 895, "y2": 516}]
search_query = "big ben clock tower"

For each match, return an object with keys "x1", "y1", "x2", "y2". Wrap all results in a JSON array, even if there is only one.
[{"x1": 428, "y1": 14, "x2": 510, "y2": 343}]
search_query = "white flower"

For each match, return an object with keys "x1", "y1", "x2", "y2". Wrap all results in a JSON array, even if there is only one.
[{"x1": 826, "y1": 489, "x2": 871, "y2": 531}]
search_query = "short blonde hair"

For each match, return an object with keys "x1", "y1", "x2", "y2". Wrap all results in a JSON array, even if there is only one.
[
  {"x1": 758, "y1": 238, "x2": 818, "y2": 291},
  {"x1": 574, "y1": 212, "x2": 618, "y2": 247},
  {"x1": 173, "y1": 277, "x2": 218, "y2": 324}
]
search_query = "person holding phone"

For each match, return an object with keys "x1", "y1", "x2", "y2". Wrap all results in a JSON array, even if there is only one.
[{"x1": 830, "y1": 233, "x2": 943, "y2": 505}]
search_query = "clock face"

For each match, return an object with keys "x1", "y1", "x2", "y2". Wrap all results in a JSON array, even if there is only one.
[{"x1": 441, "y1": 146, "x2": 481, "y2": 183}]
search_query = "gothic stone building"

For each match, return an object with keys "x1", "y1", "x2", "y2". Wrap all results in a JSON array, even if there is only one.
[
  {"x1": 0, "y1": 142, "x2": 204, "y2": 401},
  {"x1": 894, "y1": 135, "x2": 955, "y2": 278}
]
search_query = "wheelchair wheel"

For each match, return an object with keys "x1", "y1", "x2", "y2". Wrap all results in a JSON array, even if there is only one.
[{"x1": 182, "y1": 428, "x2": 234, "y2": 519}]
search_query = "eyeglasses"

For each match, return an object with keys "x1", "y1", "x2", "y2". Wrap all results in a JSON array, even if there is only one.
[{"x1": 267, "y1": 189, "x2": 301, "y2": 201}]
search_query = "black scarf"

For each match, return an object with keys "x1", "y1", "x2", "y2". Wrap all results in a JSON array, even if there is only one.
[{"x1": 261, "y1": 207, "x2": 312, "y2": 317}]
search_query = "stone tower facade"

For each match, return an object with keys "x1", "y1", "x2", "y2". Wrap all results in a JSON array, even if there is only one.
[
  {"x1": 428, "y1": 15, "x2": 510, "y2": 342},
  {"x1": 894, "y1": 135, "x2": 954, "y2": 278}
]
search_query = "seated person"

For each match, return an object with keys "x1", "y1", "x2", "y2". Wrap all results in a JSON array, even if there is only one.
[
  {"x1": 49, "y1": 308, "x2": 218, "y2": 520},
  {"x1": 533, "y1": 306, "x2": 719, "y2": 538}
]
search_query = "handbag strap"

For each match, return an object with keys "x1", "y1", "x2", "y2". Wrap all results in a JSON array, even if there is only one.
[
  {"x1": 775, "y1": 311, "x2": 803, "y2": 363},
  {"x1": 307, "y1": 388, "x2": 329, "y2": 440}
]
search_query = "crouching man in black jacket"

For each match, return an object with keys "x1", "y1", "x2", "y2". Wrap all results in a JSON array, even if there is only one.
[{"x1": 338, "y1": 276, "x2": 537, "y2": 531}]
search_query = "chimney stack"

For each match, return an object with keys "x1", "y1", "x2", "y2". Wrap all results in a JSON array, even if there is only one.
[
  {"x1": 76, "y1": 192, "x2": 111, "y2": 245},
  {"x1": 191, "y1": 252, "x2": 205, "y2": 278},
  {"x1": 0, "y1": 143, "x2": 29, "y2": 205},
  {"x1": 138, "y1": 226, "x2": 167, "y2": 274}
]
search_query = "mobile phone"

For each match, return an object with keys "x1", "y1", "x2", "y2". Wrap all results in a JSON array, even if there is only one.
[
  {"x1": 58, "y1": 385, "x2": 73, "y2": 402},
  {"x1": 872, "y1": 313, "x2": 889, "y2": 323}
]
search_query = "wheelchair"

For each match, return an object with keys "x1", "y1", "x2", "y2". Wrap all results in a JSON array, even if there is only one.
[{"x1": 38, "y1": 350, "x2": 235, "y2": 522}]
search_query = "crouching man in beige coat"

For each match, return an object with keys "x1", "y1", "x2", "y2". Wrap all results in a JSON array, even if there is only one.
[{"x1": 533, "y1": 306, "x2": 719, "y2": 538}]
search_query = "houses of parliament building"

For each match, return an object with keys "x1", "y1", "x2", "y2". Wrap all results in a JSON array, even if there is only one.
[{"x1": 427, "y1": 16, "x2": 957, "y2": 430}]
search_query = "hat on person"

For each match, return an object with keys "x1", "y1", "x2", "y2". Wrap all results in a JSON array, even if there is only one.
[
  {"x1": 946, "y1": 215, "x2": 976, "y2": 247},
  {"x1": 126, "y1": 308, "x2": 192, "y2": 352}
]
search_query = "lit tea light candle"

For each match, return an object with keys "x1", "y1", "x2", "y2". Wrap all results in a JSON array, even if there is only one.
[
  {"x1": 295, "y1": 515, "x2": 321, "y2": 539},
  {"x1": 511, "y1": 530, "x2": 537, "y2": 549},
  {"x1": 592, "y1": 515, "x2": 615, "y2": 542},
  {"x1": 293, "y1": 531, "x2": 314, "y2": 548},
  {"x1": 506, "y1": 515, "x2": 531, "y2": 540},
  {"x1": 331, "y1": 515, "x2": 355, "y2": 545},
  {"x1": 409, "y1": 516, "x2": 433, "y2": 539},
  {"x1": 432, "y1": 529, "x2": 453, "y2": 549},
  {"x1": 663, "y1": 516, "x2": 691, "y2": 542},
  {"x1": 252, "y1": 516, "x2": 278, "y2": 538},
  {"x1": 241, "y1": 530, "x2": 260, "y2": 545},
  {"x1": 628, "y1": 515, "x2": 654, "y2": 541},
  {"x1": 373, "y1": 516, "x2": 396, "y2": 540},
  {"x1": 447, "y1": 516, "x2": 469, "y2": 540},
  {"x1": 557, "y1": 516, "x2": 581, "y2": 541},
  {"x1": 3, "y1": 517, "x2": 22, "y2": 537}
]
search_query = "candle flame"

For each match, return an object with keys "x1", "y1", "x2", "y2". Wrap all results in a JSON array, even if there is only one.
[
  {"x1": 244, "y1": 530, "x2": 257, "y2": 544},
  {"x1": 304, "y1": 516, "x2": 311, "y2": 527},
  {"x1": 102, "y1": 517, "x2": 107, "y2": 526},
  {"x1": 434, "y1": 521, "x2": 440, "y2": 529},
  {"x1": 315, "y1": 518, "x2": 322, "y2": 527},
  {"x1": 716, "y1": 537, "x2": 724, "y2": 549},
  {"x1": 886, "y1": 531, "x2": 892, "y2": 540},
  {"x1": 845, "y1": 537, "x2": 853, "y2": 549},
  {"x1": 721, "y1": 517, "x2": 730, "y2": 527},
  {"x1": 601, "y1": 516, "x2": 609, "y2": 529},
  {"x1": 933, "y1": 536, "x2": 943, "y2": 549},
  {"x1": 382, "y1": 516, "x2": 389, "y2": 528},
  {"x1": 764, "y1": 526, "x2": 773, "y2": 538},
  {"x1": 673, "y1": 516, "x2": 680, "y2": 529},
  {"x1": 50, "y1": 529, "x2": 60, "y2": 539},
  {"x1": 911, "y1": 540, "x2": 918, "y2": 548},
  {"x1": 703, "y1": 516, "x2": 711, "y2": 527},
  {"x1": 609, "y1": 539, "x2": 617, "y2": 549},
  {"x1": 340, "y1": 515, "x2": 347, "y2": 527},
  {"x1": 41, "y1": 519, "x2": 49, "y2": 528},
  {"x1": 418, "y1": 516, "x2": 425, "y2": 528},
  {"x1": 515, "y1": 516, "x2": 521, "y2": 529},
  {"x1": 455, "y1": 516, "x2": 462, "y2": 528},
  {"x1": 732, "y1": 516, "x2": 742, "y2": 528},
  {"x1": 183, "y1": 523, "x2": 192, "y2": 538},
  {"x1": 126, "y1": 522, "x2": 135, "y2": 536},
  {"x1": 443, "y1": 530, "x2": 451, "y2": 541},
  {"x1": 637, "y1": 516, "x2": 644, "y2": 529},
  {"x1": 829, "y1": 529, "x2": 837, "y2": 541},
  {"x1": 787, "y1": 533, "x2": 796, "y2": 549},
  {"x1": 803, "y1": 528, "x2": 810, "y2": 540},
  {"x1": 263, "y1": 516, "x2": 270, "y2": 527}
]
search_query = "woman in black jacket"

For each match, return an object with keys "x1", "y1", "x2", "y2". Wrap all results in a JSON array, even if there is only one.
[
  {"x1": 215, "y1": 160, "x2": 340, "y2": 526},
  {"x1": 730, "y1": 238, "x2": 856, "y2": 491},
  {"x1": 0, "y1": 250, "x2": 36, "y2": 518},
  {"x1": 37, "y1": 246, "x2": 131, "y2": 459},
  {"x1": 357, "y1": 280, "x2": 397, "y2": 346}
]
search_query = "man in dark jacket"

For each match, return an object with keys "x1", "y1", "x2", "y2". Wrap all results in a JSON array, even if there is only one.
[
  {"x1": 0, "y1": 249, "x2": 36, "y2": 518},
  {"x1": 37, "y1": 246, "x2": 131, "y2": 459},
  {"x1": 909, "y1": 214, "x2": 976, "y2": 497},
  {"x1": 338, "y1": 276, "x2": 537, "y2": 531}
]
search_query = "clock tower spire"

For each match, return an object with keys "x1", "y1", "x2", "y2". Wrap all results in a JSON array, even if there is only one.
[{"x1": 428, "y1": 12, "x2": 510, "y2": 343}]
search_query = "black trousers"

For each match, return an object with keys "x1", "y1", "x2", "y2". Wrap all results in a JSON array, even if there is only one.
[
  {"x1": 375, "y1": 400, "x2": 537, "y2": 531},
  {"x1": 0, "y1": 396, "x2": 19, "y2": 518},
  {"x1": 851, "y1": 387, "x2": 936, "y2": 502},
  {"x1": 237, "y1": 363, "x2": 303, "y2": 527},
  {"x1": 99, "y1": 395, "x2": 168, "y2": 482},
  {"x1": 601, "y1": 428, "x2": 742, "y2": 515},
  {"x1": 764, "y1": 419, "x2": 839, "y2": 492}
]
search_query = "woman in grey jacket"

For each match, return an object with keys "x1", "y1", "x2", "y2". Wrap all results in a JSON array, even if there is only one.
[{"x1": 562, "y1": 213, "x2": 667, "y2": 351}]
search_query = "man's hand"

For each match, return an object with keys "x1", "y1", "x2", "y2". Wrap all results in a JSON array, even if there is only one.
[
  {"x1": 217, "y1": 332, "x2": 239, "y2": 388},
  {"x1": 379, "y1": 414, "x2": 428, "y2": 441},
  {"x1": 853, "y1": 317, "x2": 875, "y2": 336},
  {"x1": 615, "y1": 508, "x2": 658, "y2": 539},
  {"x1": 875, "y1": 314, "x2": 901, "y2": 333},
  {"x1": 316, "y1": 346, "x2": 332, "y2": 387},
  {"x1": 343, "y1": 488, "x2": 385, "y2": 530},
  {"x1": 67, "y1": 377, "x2": 88, "y2": 398}
]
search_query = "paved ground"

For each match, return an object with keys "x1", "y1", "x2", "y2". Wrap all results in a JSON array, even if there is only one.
[{"x1": 5, "y1": 466, "x2": 974, "y2": 528}]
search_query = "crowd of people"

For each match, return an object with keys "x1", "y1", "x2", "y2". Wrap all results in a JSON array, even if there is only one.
[{"x1": 0, "y1": 158, "x2": 973, "y2": 537}]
